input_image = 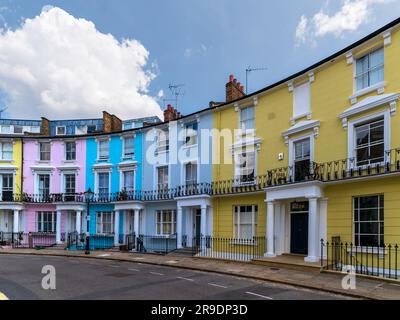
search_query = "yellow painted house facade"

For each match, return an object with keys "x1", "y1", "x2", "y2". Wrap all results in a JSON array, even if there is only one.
[
  {"x1": 0, "y1": 137, "x2": 24, "y2": 234},
  {"x1": 212, "y1": 19, "x2": 400, "y2": 263}
]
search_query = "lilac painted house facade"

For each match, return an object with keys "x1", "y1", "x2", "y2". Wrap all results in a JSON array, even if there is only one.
[{"x1": 23, "y1": 137, "x2": 87, "y2": 242}]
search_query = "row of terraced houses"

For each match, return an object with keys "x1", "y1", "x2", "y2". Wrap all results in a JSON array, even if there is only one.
[{"x1": 1, "y1": 19, "x2": 400, "y2": 275}]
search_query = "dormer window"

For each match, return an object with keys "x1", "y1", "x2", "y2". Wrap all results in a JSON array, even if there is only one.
[
  {"x1": 355, "y1": 47, "x2": 384, "y2": 91},
  {"x1": 56, "y1": 126, "x2": 66, "y2": 135}
]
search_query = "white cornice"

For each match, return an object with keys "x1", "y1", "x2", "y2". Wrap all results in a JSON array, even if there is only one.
[
  {"x1": 339, "y1": 93, "x2": 400, "y2": 128},
  {"x1": 282, "y1": 120, "x2": 320, "y2": 144}
]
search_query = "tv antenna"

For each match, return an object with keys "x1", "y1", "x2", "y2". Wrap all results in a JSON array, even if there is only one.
[
  {"x1": 245, "y1": 66, "x2": 268, "y2": 94},
  {"x1": 168, "y1": 83, "x2": 185, "y2": 109},
  {"x1": 0, "y1": 107, "x2": 8, "y2": 119}
]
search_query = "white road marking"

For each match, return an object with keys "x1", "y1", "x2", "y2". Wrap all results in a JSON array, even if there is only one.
[
  {"x1": 208, "y1": 283, "x2": 228, "y2": 289},
  {"x1": 150, "y1": 272, "x2": 164, "y2": 276},
  {"x1": 128, "y1": 268, "x2": 140, "y2": 272},
  {"x1": 0, "y1": 292, "x2": 9, "y2": 300},
  {"x1": 97, "y1": 254, "x2": 111, "y2": 257},
  {"x1": 245, "y1": 292, "x2": 273, "y2": 300},
  {"x1": 177, "y1": 277, "x2": 194, "y2": 282}
]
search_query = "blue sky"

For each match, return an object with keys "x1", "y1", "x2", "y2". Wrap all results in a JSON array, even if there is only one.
[{"x1": 0, "y1": 0, "x2": 399, "y2": 119}]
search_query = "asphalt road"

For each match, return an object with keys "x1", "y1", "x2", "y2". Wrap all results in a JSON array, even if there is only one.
[{"x1": 0, "y1": 254, "x2": 354, "y2": 300}]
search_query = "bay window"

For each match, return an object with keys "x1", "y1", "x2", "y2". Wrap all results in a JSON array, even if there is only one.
[{"x1": 96, "y1": 212, "x2": 114, "y2": 235}]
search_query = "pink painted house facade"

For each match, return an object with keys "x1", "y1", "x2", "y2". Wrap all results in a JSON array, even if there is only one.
[{"x1": 23, "y1": 137, "x2": 87, "y2": 242}]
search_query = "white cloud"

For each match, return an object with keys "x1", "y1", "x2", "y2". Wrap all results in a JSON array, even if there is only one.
[
  {"x1": 295, "y1": 0, "x2": 391, "y2": 46},
  {"x1": 0, "y1": 7, "x2": 163, "y2": 120},
  {"x1": 184, "y1": 44, "x2": 208, "y2": 59}
]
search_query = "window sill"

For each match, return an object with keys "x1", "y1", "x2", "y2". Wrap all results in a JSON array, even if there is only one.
[
  {"x1": 347, "y1": 246, "x2": 386, "y2": 258},
  {"x1": 349, "y1": 81, "x2": 386, "y2": 104}
]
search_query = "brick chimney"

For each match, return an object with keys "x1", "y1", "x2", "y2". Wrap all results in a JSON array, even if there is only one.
[
  {"x1": 163, "y1": 104, "x2": 182, "y2": 122},
  {"x1": 103, "y1": 111, "x2": 122, "y2": 133},
  {"x1": 226, "y1": 74, "x2": 245, "y2": 103},
  {"x1": 40, "y1": 117, "x2": 50, "y2": 136}
]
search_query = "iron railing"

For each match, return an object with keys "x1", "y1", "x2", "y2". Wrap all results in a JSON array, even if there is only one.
[
  {"x1": 2, "y1": 148, "x2": 400, "y2": 203},
  {"x1": 321, "y1": 240, "x2": 399, "y2": 280},
  {"x1": 11, "y1": 232, "x2": 57, "y2": 249},
  {"x1": 65, "y1": 232, "x2": 114, "y2": 250},
  {"x1": 192, "y1": 236, "x2": 267, "y2": 262},
  {"x1": 136, "y1": 234, "x2": 177, "y2": 254}
]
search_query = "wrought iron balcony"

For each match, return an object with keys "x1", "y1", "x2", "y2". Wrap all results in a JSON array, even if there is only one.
[{"x1": 2, "y1": 149, "x2": 400, "y2": 203}]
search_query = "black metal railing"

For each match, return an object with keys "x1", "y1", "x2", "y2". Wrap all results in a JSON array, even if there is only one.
[
  {"x1": 192, "y1": 236, "x2": 267, "y2": 262},
  {"x1": 0, "y1": 231, "x2": 22, "y2": 245},
  {"x1": 3, "y1": 149, "x2": 400, "y2": 203},
  {"x1": 136, "y1": 234, "x2": 177, "y2": 254},
  {"x1": 11, "y1": 232, "x2": 57, "y2": 249},
  {"x1": 65, "y1": 232, "x2": 115, "y2": 250},
  {"x1": 321, "y1": 239, "x2": 399, "y2": 280}
]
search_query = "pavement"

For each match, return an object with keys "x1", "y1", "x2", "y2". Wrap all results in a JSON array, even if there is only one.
[
  {"x1": 1, "y1": 247, "x2": 400, "y2": 300},
  {"x1": 0, "y1": 253, "x2": 350, "y2": 300}
]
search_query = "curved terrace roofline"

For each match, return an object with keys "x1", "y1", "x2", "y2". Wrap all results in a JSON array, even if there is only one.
[{"x1": 0, "y1": 16, "x2": 399, "y2": 141}]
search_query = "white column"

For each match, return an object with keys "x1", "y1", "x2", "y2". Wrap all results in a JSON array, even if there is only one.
[
  {"x1": 200, "y1": 205, "x2": 207, "y2": 237},
  {"x1": 76, "y1": 211, "x2": 82, "y2": 234},
  {"x1": 266, "y1": 201, "x2": 276, "y2": 257},
  {"x1": 176, "y1": 206, "x2": 183, "y2": 249},
  {"x1": 319, "y1": 198, "x2": 328, "y2": 259},
  {"x1": 114, "y1": 210, "x2": 120, "y2": 246},
  {"x1": 133, "y1": 209, "x2": 140, "y2": 236},
  {"x1": 13, "y1": 210, "x2": 19, "y2": 233},
  {"x1": 305, "y1": 197, "x2": 320, "y2": 262},
  {"x1": 56, "y1": 210, "x2": 62, "y2": 244}
]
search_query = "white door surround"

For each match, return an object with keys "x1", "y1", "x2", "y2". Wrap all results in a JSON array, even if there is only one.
[{"x1": 264, "y1": 181, "x2": 327, "y2": 263}]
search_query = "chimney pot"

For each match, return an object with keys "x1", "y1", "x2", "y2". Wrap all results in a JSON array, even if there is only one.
[{"x1": 229, "y1": 74, "x2": 234, "y2": 82}]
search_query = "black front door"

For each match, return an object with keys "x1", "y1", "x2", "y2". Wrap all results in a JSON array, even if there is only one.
[{"x1": 290, "y1": 202, "x2": 309, "y2": 255}]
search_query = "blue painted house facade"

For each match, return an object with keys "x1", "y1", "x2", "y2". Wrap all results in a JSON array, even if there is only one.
[
  {"x1": 85, "y1": 128, "x2": 144, "y2": 247},
  {"x1": 141, "y1": 109, "x2": 214, "y2": 249}
]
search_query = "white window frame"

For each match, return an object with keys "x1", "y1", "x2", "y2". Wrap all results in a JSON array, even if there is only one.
[
  {"x1": 96, "y1": 211, "x2": 114, "y2": 235},
  {"x1": 289, "y1": 133, "x2": 315, "y2": 175},
  {"x1": 63, "y1": 173, "x2": 76, "y2": 195},
  {"x1": 121, "y1": 170, "x2": 135, "y2": 192},
  {"x1": 56, "y1": 126, "x2": 66, "y2": 136},
  {"x1": 156, "y1": 129, "x2": 169, "y2": 154},
  {"x1": 354, "y1": 47, "x2": 384, "y2": 94},
  {"x1": 347, "y1": 110, "x2": 390, "y2": 169},
  {"x1": 184, "y1": 122, "x2": 198, "y2": 147},
  {"x1": 234, "y1": 148, "x2": 257, "y2": 186},
  {"x1": 0, "y1": 141, "x2": 13, "y2": 161},
  {"x1": 0, "y1": 125, "x2": 11, "y2": 134},
  {"x1": 156, "y1": 210, "x2": 177, "y2": 236},
  {"x1": 155, "y1": 165, "x2": 169, "y2": 191},
  {"x1": 122, "y1": 136, "x2": 135, "y2": 159},
  {"x1": 0, "y1": 173, "x2": 14, "y2": 201},
  {"x1": 98, "y1": 139, "x2": 110, "y2": 161},
  {"x1": 96, "y1": 171, "x2": 111, "y2": 196},
  {"x1": 36, "y1": 211, "x2": 56, "y2": 233},
  {"x1": 39, "y1": 142, "x2": 51, "y2": 162},
  {"x1": 233, "y1": 205, "x2": 258, "y2": 239},
  {"x1": 183, "y1": 161, "x2": 198, "y2": 187},
  {"x1": 65, "y1": 141, "x2": 77, "y2": 161},
  {"x1": 353, "y1": 195, "x2": 384, "y2": 248},
  {"x1": 238, "y1": 105, "x2": 255, "y2": 135}
]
